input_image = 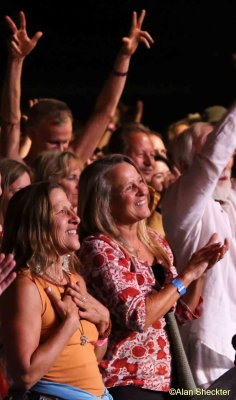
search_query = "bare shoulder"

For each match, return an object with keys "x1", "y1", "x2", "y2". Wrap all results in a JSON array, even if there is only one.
[{"x1": 0, "y1": 271, "x2": 42, "y2": 319}]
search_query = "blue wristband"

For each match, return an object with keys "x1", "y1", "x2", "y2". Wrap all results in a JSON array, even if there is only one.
[{"x1": 171, "y1": 278, "x2": 186, "y2": 297}]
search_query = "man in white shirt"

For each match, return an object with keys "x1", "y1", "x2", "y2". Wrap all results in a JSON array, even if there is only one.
[{"x1": 162, "y1": 109, "x2": 236, "y2": 387}]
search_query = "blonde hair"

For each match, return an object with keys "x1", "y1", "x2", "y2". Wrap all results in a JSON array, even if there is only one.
[
  {"x1": 33, "y1": 150, "x2": 83, "y2": 183},
  {"x1": 79, "y1": 154, "x2": 170, "y2": 267}
]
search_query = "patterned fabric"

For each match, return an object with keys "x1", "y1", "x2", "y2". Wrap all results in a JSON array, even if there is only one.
[{"x1": 80, "y1": 233, "x2": 201, "y2": 392}]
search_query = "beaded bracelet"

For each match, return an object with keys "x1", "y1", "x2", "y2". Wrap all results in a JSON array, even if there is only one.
[{"x1": 112, "y1": 70, "x2": 128, "y2": 77}]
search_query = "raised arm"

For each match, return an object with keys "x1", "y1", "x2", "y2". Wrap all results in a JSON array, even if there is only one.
[
  {"x1": 162, "y1": 103, "x2": 236, "y2": 248},
  {"x1": 71, "y1": 10, "x2": 154, "y2": 163},
  {"x1": 0, "y1": 11, "x2": 42, "y2": 161}
]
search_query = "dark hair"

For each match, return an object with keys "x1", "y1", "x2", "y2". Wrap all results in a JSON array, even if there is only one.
[
  {"x1": 0, "y1": 158, "x2": 33, "y2": 225},
  {"x1": 107, "y1": 122, "x2": 151, "y2": 154},
  {"x1": 154, "y1": 155, "x2": 172, "y2": 170}
]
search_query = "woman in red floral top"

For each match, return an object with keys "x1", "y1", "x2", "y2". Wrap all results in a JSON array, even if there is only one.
[{"x1": 79, "y1": 154, "x2": 228, "y2": 400}]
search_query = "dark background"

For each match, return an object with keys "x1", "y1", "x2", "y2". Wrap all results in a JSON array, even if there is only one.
[{"x1": 1, "y1": 0, "x2": 236, "y2": 136}]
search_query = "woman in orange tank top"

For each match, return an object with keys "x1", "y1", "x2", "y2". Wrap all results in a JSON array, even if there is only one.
[{"x1": 0, "y1": 182, "x2": 111, "y2": 400}]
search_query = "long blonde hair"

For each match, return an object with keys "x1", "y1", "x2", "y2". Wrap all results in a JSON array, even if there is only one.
[
  {"x1": 79, "y1": 154, "x2": 170, "y2": 267},
  {"x1": 33, "y1": 150, "x2": 83, "y2": 182}
]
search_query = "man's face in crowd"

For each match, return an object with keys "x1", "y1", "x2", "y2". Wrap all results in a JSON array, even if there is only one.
[{"x1": 125, "y1": 132, "x2": 156, "y2": 184}]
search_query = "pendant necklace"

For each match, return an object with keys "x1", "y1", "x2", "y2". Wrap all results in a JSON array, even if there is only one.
[
  {"x1": 43, "y1": 271, "x2": 88, "y2": 345},
  {"x1": 118, "y1": 236, "x2": 139, "y2": 257},
  {"x1": 43, "y1": 270, "x2": 69, "y2": 287},
  {"x1": 79, "y1": 320, "x2": 89, "y2": 346}
]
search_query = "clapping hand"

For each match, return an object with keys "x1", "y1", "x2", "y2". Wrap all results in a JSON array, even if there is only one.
[{"x1": 183, "y1": 233, "x2": 229, "y2": 282}]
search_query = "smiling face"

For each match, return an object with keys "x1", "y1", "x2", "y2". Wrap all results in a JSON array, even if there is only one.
[
  {"x1": 50, "y1": 188, "x2": 80, "y2": 255},
  {"x1": 125, "y1": 132, "x2": 155, "y2": 184},
  {"x1": 107, "y1": 162, "x2": 151, "y2": 226},
  {"x1": 151, "y1": 160, "x2": 172, "y2": 193}
]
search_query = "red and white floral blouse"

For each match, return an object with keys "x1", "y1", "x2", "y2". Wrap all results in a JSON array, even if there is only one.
[{"x1": 80, "y1": 233, "x2": 202, "y2": 392}]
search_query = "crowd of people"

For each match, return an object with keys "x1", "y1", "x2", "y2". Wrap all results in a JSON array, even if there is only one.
[{"x1": 0, "y1": 8, "x2": 235, "y2": 400}]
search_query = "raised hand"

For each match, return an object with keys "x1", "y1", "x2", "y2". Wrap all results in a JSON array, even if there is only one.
[
  {"x1": 29, "y1": 98, "x2": 39, "y2": 108},
  {"x1": 5, "y1": 11, "x2": 43, "y2": 59},
  {"x1": 121, "y1": 9, "x2": 154, "y2": 56},
  {"x1": 183, "y1": 233, "x2": 229, "y2": 282},
  {"x1": 0, "y1": 253, "x2": 16, "y2": 295}
]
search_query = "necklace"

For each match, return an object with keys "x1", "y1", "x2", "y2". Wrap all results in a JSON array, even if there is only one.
[
  {"x1": 43, "y1": 271, "x2": 89, "y2": 345},
  {"x1": 79, "y1": 320, "x2": 89, "y2": 345},
  {"x1": 118, "y1": 236, "x2": 140, "y2": 257},
  {"x1": 42, "y1": 270, "x2": 69, "y2": 287}
]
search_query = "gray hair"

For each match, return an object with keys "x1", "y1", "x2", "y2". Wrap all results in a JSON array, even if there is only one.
[
  {"x1": 171, "y1": 122, "x2": 212, "y2": 171},
  {"x1": 27, "y1": 98, "x2": 73, "y2": 128}
]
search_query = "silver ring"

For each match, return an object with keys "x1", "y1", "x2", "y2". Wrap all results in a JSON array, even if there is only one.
[{"x1": 81, "y1": 296, "x2": 87, "y2": 303}]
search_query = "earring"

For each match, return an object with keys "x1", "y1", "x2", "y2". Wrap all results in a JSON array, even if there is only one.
[
  {"x1": 62, "y1": 254, "x2": 71, "y2": 273},
  {"x1": 33, "y1": 263, "x2": 43, "y2": 275},
  {"x1": 27, "y1": 253, "x2": 43, "y2": 275}
]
